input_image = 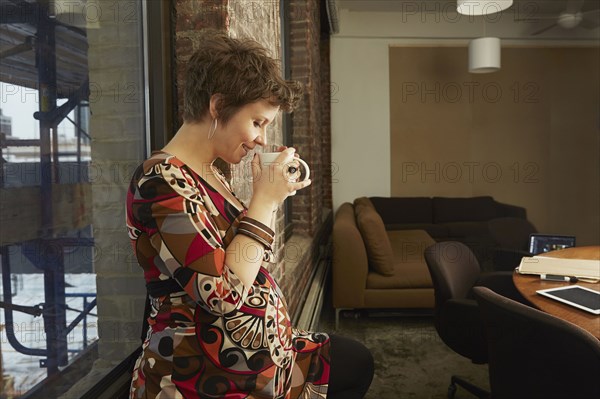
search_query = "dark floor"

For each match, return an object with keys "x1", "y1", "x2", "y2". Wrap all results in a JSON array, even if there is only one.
[{"x1": 317, "y1": 294, "x2": 490, "y2": 399}]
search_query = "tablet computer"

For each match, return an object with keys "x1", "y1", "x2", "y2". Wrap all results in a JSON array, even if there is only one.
[{"x1": 536, "y1": 285, "x2": 600, "y2": 315}]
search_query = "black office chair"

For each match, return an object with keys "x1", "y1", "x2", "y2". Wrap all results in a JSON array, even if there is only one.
[
  {"x1": 424, "y1": 241, "x2": 529, "y2": 399},
  {"x1": 473, "y1": 286, "x2": 600, "y2": 399}
]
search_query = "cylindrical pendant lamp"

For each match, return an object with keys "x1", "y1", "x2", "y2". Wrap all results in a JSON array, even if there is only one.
[
  {"x1": 457, "y1": 0, "x2": 513, "y2": 16},
  {"x1": 468, "y1": 37, "x2": 501, "y2": 73}
]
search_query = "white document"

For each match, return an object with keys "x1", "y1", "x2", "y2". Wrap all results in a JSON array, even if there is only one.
[{"x1": 517, "y1": 256, "x2": 600, "y2": 280}]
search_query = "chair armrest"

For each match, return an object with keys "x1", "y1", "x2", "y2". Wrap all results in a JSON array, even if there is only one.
[{"x1": 474, "y1": 272, "x2": 530, "y2": 306}]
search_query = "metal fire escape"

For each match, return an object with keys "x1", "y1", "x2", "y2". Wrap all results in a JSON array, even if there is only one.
[{"x1": 0, "y1": 0, "x2": 96, "y2": 380}]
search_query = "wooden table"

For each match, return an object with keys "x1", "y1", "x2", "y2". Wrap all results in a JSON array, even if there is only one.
[{"x1": 513, "y1": 246, "x2": 600, "y2": 339}]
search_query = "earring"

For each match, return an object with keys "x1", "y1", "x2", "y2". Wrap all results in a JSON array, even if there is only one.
[{"x1": 208, "y1": 118, "x2": 218, "y2": 140}]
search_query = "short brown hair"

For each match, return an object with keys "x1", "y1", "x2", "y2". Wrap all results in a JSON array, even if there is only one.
[{"x1": 182, "y1": 30, "x2": 302, "y2": 124}]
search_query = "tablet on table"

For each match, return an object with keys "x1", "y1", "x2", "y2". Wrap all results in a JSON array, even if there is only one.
[{"x1": 536, "y1": 285, "x2": 600, "y2": 315}]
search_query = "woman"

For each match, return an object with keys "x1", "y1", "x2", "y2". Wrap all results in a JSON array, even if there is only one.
[{"x1": 126, "y1": 31, "x2": 373, "y2": 398}]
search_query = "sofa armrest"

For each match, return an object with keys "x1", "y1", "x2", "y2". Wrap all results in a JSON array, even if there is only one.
[{"x1": 332, "y1": 203, "x2": 368, "y2": 309}]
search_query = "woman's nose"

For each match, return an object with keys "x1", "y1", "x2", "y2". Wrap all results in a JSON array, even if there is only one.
[{"x1": 255, "y1": 133, "x2": 266, "y2": 146}]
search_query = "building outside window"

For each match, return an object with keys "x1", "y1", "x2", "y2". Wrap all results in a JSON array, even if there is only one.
[{"x1": 0, "y1": 0, "x2": 147, "y2": 396}]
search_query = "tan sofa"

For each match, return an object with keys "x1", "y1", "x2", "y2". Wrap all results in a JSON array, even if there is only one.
[{"x1": 332, "y1": 199, "x2": 436, "y2": 327}]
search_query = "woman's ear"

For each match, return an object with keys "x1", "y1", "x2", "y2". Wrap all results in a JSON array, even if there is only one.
[{"x1": 209, "y1": 94, "x2": 223, "y2": 119}]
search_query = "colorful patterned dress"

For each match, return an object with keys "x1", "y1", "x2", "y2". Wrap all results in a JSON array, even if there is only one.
[{"x1": 126, "y1": 152, "x2": 330, "y2": 398}]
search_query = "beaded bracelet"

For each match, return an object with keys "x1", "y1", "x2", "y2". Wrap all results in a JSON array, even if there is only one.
[{"x1": 237, "y1": 216, "x2": 275, "y2": 251}]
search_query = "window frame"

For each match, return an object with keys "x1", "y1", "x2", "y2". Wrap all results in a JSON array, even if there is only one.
[
  {"x1": 280, "y1": 0, "x2": 294, "y2": 241},
  {"x1": 143, "y1": 0, "x2": 176, "y2": 153}
]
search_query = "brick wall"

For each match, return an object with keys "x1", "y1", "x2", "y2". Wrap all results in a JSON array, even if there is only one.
[
  {"x1": 287, "y1": 0, "x2": 330, "y2": 235},
  {"x1": 173, "y1": 0, "x2": 228, "y2": 127},
  {"x1": 320, "y1": 37, "x2": 333, "y2": 209}
]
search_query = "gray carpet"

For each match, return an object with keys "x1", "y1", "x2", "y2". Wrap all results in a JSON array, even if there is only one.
[{"x1": 318, "y1": 308, "x2": 490, "y2": 399}]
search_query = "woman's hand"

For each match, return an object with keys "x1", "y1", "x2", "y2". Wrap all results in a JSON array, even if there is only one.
[
  {"x1": 229, "y1": 147, "x2": 311, "y2": 289},
  {"x1": 250, "y1": 147, "x2": 312, "y2": 212}
]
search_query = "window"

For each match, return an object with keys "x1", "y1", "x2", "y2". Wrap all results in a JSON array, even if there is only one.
[{"x1": 0, "y1": 0, "x2": 147, "y2": 396}]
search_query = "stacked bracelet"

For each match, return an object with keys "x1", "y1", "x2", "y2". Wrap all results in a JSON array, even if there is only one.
[{"x1": 237, "y1": 216, "x2": 275, "y2": 251}]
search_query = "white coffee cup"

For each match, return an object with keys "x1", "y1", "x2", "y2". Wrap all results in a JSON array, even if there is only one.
[{"x1": 259, "y1": 152, "x2": 310, "y2": 182}]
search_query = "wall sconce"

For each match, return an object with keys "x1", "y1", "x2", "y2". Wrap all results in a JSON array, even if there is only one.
[
  {"x1": 457, "y1": 0, "x2": 513, "y2": 16},
  {"x1": 469, "y1": 37, "x2": 501, "y2": 73}
]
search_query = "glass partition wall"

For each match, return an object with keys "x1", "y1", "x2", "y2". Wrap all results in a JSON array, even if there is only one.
[{"x1": 0, "y1": 0, "x2": 147, "y2": 396}]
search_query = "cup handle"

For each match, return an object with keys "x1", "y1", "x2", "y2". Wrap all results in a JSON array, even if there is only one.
[{"x1": 295, "y1": 159, "x2": 310, "y2": 181}]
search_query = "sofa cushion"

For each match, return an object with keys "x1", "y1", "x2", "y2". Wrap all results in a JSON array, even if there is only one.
[
  {"x1": 355, "y1": 204, "x2": 395, "y2": 276},
  {"x1": 370, "y1": 196, "x2": 433, "y2": 224},
  {"x1": 366, "y1": 230, "x2": 434, "y2": 289},
  {"x1": 385, "y1": 223, "x2": 450, "y2": 239},
  {"x1": 442, "y1": 222, "x2": 491, "y2": 238},
  {"x1": 366, "y1": 261, "x2": 433, "y2": 289},
  {"x1": 387, "y1": 229, "x2": 436, "y2": 264},
  {"x1": 433, "y1": 196, "x2": 497, "y2": 223}
]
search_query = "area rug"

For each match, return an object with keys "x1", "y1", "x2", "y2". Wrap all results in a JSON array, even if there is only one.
[{"x1": 318, "y1": 309, "x2": 490, "y2": 399}]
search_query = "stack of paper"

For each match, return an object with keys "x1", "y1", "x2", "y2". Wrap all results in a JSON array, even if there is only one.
[{"x1": 517, "y1": 256, "x2": 600, "y2": 280}]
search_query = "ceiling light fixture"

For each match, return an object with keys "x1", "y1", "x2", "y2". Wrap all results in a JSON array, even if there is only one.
[
  {"x1": 469, "y1": 37, "x2": 501, "y2": 73},
  {"x1": 457, "y1": 0, "x2": 513, "y2": 16},
  {"x1": 459, "y1": 1, "x2": 513, "y2": 73}
]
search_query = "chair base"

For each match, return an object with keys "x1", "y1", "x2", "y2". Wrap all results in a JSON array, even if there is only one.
[{"x1": 448, "y1": 375, "x2": 489, "y2": 399}]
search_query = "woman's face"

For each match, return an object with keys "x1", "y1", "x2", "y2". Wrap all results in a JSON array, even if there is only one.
[{"x1": 216, "y1": 99, "x2": 280, "y2": 164}]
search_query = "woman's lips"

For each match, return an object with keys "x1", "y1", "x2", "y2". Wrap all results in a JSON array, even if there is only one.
[{"x1": 242, "y1": 144, "x2": 251, "y2": 155}]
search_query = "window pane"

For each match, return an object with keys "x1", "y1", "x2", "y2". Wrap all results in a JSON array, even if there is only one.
[{"x1": 0, "y1": 0, "x2": 146, "y2": 395}]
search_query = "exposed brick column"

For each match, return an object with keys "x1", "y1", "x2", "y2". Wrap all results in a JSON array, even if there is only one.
[
  {"x1": 173, "y1": 0, "x2": 229, "y2": 127},
  {"x1": 320, "y1": 37, "x2": 333, "y2": 209},
  {"x1": 288, "y1": 0, "x2": 328, "y2": 236}
]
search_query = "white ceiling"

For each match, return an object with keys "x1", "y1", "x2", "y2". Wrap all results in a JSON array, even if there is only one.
[
  {"x1": 336, "y1": 0, "x2": 599, "y2": 15},
  {"x1": 332, "y1": 0, "x2": 600, "y2": 39}
]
